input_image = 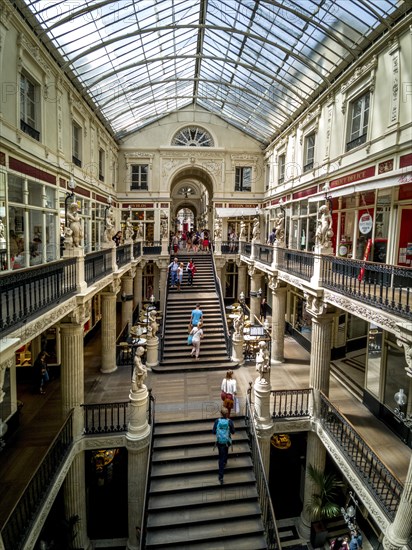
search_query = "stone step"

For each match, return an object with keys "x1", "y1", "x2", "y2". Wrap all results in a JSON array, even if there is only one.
[
  {"x1": 152, "y1": 441, "x2": 251, "y2": 461},
  {"x1": 151, "y1": 454, "x2": 253, "y2": 478},
  {"x1": 147, "y1": 499, "x2": 261, "y2": 528},
  {"x1": 145, "y1": 516, "x2": 265, "y2": 548},
  {"x1": 145, "y1": 533, "x2": 267, "y2": 550}
]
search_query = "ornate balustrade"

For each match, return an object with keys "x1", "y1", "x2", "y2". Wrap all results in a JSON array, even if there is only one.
[
  {"x1": 271, "y1": 388, "x2": 311, "y2": 419},
  {"x1": 85, "y1": 248, "x2": 113, "y2": 284},
  {"x1": 278, "y1": 248, "x2": 314, "y2": 281},
  {"x1": 82, "y1": 401, "x2": 129, "y2": 434},
  {"x1": 142, "y1": 240, "x2": 161, "y2": 255},
  {"x1": 116, "y1": 243, "x2": 132, "y2": 267},
  {"x1": 255, "y1": 244, "x2": 273, "y2": 265}
]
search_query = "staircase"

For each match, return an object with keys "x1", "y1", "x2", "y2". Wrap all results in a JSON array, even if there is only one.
[
  {"x1": 144, "y1": 417, "x2": 267, "y2": 549},
  {"x1": 156, "y1": 253, "x2": 236, "y2": 373}
]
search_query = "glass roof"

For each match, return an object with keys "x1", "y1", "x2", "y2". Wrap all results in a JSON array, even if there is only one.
[{"x1": 17, "y1": 0, "x2": 407, "y2": 144}]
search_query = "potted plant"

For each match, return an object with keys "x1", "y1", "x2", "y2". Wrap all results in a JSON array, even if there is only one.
[{"x1": 306, "y1": 464, "x2": 344, "y2": 548}]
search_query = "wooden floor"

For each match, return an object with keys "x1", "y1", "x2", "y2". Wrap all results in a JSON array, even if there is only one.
[{"x1": 0, "y1": 328, "x2": 411, "y2": 531}]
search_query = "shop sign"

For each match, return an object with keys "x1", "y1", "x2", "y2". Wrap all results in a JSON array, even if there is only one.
[
  {"x1": 359, "y1": 213, "x2": 373, "y2": 234},
  {"x1": 271, "y1": 434, "x2": 291, "y2": 450}
]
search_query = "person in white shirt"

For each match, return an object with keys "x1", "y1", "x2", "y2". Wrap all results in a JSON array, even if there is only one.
[
  {"x1": 190, "y1": 322, "x2": 204, "y2": 360},
  {"x1": 220, "y1": 370, "x2": 237, "y2": 417}
]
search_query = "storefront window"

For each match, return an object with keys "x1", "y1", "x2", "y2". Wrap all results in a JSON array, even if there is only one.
[
  {"x1": 383, "y1": 332, "x2": 410, "y2": 414},
  {"x1": 224, "y1": 260, "x2": 238, "y2": 299},
  {"x1": 28, "y1": 180, "x2": 43, "y2": 207},
  {"x1": 9, "y1": 205, "x2": 25, "y2": 269},
  {"x1": 366, "y1": 324, "x2": 382, "y2": 397}
]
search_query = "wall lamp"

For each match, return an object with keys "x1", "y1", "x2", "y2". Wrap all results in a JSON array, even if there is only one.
[
  {"x1": 64, "y1": 177, "x2": 76, "y2": 227},
  {"x1": 104, "y1": 196, "x2": 113, "y2": 228},
  {"x1": 394, "y1": 388, "x2": 412, "y2": 426},
  {"x1": 341, "y1": 491, "x2": 359, "y2": 531}
]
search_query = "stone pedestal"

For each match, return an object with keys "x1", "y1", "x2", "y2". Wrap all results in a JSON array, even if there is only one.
[
  {"x1": 126, "y1": 386, "x2": 150, "y2": 550},
  {"x1": 270, "y1": 283, "x2": 287, "y2": 365},
  {"x1": 231, "y1": 336, "x2": 244, "y2": 365},
  {"x1": 63, "y1": 247, "x2": 87, "y2": 292},
  {"x1": 214, "y1": 239, "x2": 222, "y2": 255},
  {"x1": 146, "y1": 336, "x2": 159, "y2": 368},
  {"x1": 161, "y1": 237, "x2": 169, "y2": 256},
  {"x1": 253, "y1": 378, "x2": 272, "y2": 424}
]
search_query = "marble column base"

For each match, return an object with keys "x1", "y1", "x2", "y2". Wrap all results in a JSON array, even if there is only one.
[
  {"x1": 231, "y1": 338, "x2": 244, "y2": 365},
  {"x1": 146, "y1": 337, "x2": 159, "y2": 368}
]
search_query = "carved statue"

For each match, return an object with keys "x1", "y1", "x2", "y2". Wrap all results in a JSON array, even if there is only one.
[
  {"x1": 104, "y1": 207, "x2": 116, "y2": 243},
  {"x1": 161, "y1": 218, "x2": 168, "y2": 239},
  {"x1": 256, "y1": 340, "x2": 270, "y2": 382},
  {"x1": 125, "y1": 216, "x2": 134, "y2": 241},
  {"x1": 132, "y1": 346, "x2": 147, "y2": 391},
  {"x1": 239, "y1": 220, "x2": 246, "y2": 240},
  {"x1": 67, "y1": 202, "x2": 83, "y2": 247},
  {"x1": 214, "y1": 217, "x2": 222, "y2": 239},
  {"x1": 315, "y1": 203, "x2": 334, "y2": 248},
  {"x1": 136, "y1": 222, "x2": 144, "y2": 239},
  {"x1": 252, "y1": 217, "x2": 260, "y2": 240},
  {"x1": 148, "y1": 308, "x2": 158, "y2": 338},
  {"x1": 274, "y1": 212, "x2": 285, "y2": 244},
  {"x1": 233, "y1": 309, "x2": 244, "y2": 339},
  {"x1": 63, "y1": 226, "x2": 73, "y2": 249}
]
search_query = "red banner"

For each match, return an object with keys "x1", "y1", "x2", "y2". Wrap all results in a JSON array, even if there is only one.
[{"x1": 358, "y1": 238, "x2": 373, "y2": 281}]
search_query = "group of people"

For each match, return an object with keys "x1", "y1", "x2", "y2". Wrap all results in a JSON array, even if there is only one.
[
  {"x1": 168, "y1": 257, "x2": 197, "y2": 290},
  {"x1": 331, "y1": 529, "x2": 363, "y2": 550},
  {"x1": 213, "y1": 370, "x2": 238, "y2": 483},
  {"x1": 171, "y1": 230, "x2": 211, "y2": 254}
]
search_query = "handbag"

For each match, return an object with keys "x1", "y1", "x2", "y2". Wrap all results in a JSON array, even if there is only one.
[
  {"x1": 187, "y1": 334, "x2": 193, "y2": 345},
  {"x1": 234, "y1": 397, "x2": 240, "y2": 414}
]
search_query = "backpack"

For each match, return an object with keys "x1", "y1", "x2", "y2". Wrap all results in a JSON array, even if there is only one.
[{"x1": 216, "y1": 418, "x2": 231, "y2": 445}]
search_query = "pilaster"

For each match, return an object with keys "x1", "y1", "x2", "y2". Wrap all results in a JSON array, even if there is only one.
[
  {"x1": 134, "y1": 265, "x2": 143, "y2": 312},
  {"x1": 249, "y1": 268, "x2": 262, "y2": 323},
  {"x1": 237, "y1": 263, "x2": 247, "y2": 296},
  {"x1": 121, "y1": 274, "x2": 134, "y2": 331}
]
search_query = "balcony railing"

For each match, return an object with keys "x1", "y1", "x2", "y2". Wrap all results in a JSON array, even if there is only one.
[
  {"x1": 142, "y1": 241, "x2": 161, "y2": 255},
  {"x1": 1, "y1": 411, "x2": 73, "y2": 550},
  {"x1": 271, "y1": 388, "x2": 311, "y2": 419},
  {"x1": 255, "y1": 244, "x2": 273, "y2": 265},
  {"x1": 221, "y1": 240, "x2": 239, "y2": 254},
  {"x1": 319, "y1": 394, "x2": 403, "y2": 520},
  {"x1": 85, "y1": 249, "x2": 113, "y2": 284},
  {"x1": 278, "y1": 248, "x2": 315, "y2": 281},
  {"x1": 116, "y1": 244, "x2": 132, "y2": 267},
  {"x1": 322, "y1": 255, "x2": 412, "y2": 320},
  {"x1": 82, "y1": 402, "x2": 129, "y2": 434},
  {"x1": 240, "y1": 241, "x2": 251, "y2": 256},
  {"x1": 245, "y1": 391, "x2": 282, "y2": 549},
  {"x1": 133, "y1": 241, "x2": 142, "y2": 258},
  {"x1": 0, "y1": 258, "x2": 77, "y2": 335}
]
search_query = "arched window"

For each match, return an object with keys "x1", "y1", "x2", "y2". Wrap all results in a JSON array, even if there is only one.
[{"x1": 171, "y1": 126, "x2": 214, "y2": 147}]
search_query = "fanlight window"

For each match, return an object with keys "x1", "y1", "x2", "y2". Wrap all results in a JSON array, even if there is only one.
[{"x1": 172, "y1": 127, "x2": 214, "y2": 147}]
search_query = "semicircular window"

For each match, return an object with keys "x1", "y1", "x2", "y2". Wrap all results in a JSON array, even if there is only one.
[{"x1": 172, "y1": 126, "x2": 214, "y2": 147}]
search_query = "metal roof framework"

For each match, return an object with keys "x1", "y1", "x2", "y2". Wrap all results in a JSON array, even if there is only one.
[{"x1": 16, "y1": 0, "x2": 408, "y2": 144}]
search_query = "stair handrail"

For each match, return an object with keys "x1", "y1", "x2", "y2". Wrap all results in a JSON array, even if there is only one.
[
  {"x1": 210, "y1": 252, "x2": 232, "y2": 358},
  {"x1": 160, "y1": 255, "x2": 171, "y2": 361},
  {"x1": 245, "y1": 387, "x2": 282, "y2": 549},
  {"x1": 140, "y1": 389, "x2": 156, "y2": 549}
]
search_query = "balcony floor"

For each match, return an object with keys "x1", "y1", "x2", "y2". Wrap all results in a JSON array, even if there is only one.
[{"x1": 0, "y1": 328, "x2": 410, "y2": 532}]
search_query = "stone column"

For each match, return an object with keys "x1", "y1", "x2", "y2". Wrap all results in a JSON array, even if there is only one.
[
  {"x1": 60, "y1": 309, "x2": 87, "y2": 437},
  {"x1": 231, "y1": 334, "x2": 244, "y2": 365},
  {"x1": 298, "y1": 431, "x2": 327, "y2": 539},
  {"x1": 249, "y1": 268, "x2": 262, "y2": 323},
  {"x1": 101, "y1": 282, "x2": 120, "y2": 374},
  {"x1": 383, "y1": 454, "x2": 412, "y2": 549},
  {"x1": 134, "y1": 265, "x2": 143, "y2": 312},
  {"x1": 121, "y1": 274, "x2": 134, "y2": 331},
  {"x1": 146, "y1": 336, "x2": 159, "y2": 369},
  {"x1": 254, "y1": 379, "x2": 272, "y2": 478},
  {"x1": 238, "y1": 263, "x2": 247, "y2": 296},
  {"x1": 268, "y1": 277, "x2": 287, "y2": 365},
  {"x1": 157, "y1": 261, "x2": 168, "y2": 312},
  {"x1": 126, "y1": 384, "x2": 150, "y2": 550},
  {"x1": 63, "y1": 453, "x2": 91, "y2": 550},
  {"x1": 306, "y1": 295, "x2": 335, "y2": 417}
]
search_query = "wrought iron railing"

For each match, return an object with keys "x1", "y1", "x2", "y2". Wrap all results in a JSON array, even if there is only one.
[
  {"x1": 116, "y1": 244, "x2": 132, "y2": 267},
  {"x1": 346, "y1": 133, "x2": 367, "y2": 151},
  {"x1": 278, "y1": 248, "x2": 314, "y2": 281},
  {"x1": 240, "y1": 241, "x2": 251, "y2": 256},
  {"x1": 140, "y1": 391, "x2": 155, "y2": 549},
  {"x1": 133, "y1": 241, "x2": 142, "y2": 258},
  {"x1": 82, "y1": 402, "x2": 129, "y2": 434},
  {"x1": 85, "y1": 249, "x2": 112, "y2": 284},
  {"x1": 0, "y1": 258, "x2": 77, "y2": 334},
  {"x1": 143, "y1": 241, "x2": 161, "y2": 255},
  {"x1": 271, "y1": 388, "x2": 311, "y2": 419},
  {"x1": 245, "y1": 390, "x2": 282, "y2": 549},
  {"x1": 20, "y1": 119, "x2": 40, "y2": 141},
  {"x1": 319, "y1": 393, "x2": 403, "y2": 520},
  {"x1": 255, "y1": 244, "x2": 273, "y2": 265},
  {"x1": 1, "y1": 411, "x2": 73, "y2": 550},
  {"x1": 221, "y1": 240, "x2": 239, "y2": 254},
  {"x1": 211, "y1": 253, "x2": 232, "y2": 359},
  {"x1": 321, "y1": 256, "x2": 412, "y2": 320}
]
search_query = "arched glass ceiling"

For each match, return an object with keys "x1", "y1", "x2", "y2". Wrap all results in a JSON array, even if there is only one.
[{"x1": 17, "y1": 0, "x2": 407, "y2": 144}]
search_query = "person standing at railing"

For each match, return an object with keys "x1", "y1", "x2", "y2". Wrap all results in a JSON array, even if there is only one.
[{"x1": 112, "y1": 231, "x2": 122, "y2": 247}]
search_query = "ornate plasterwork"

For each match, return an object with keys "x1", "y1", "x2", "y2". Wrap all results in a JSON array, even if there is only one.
[
  {"x1": 125, "y1": 433, "x2": 151, "y2": 451},
  {"x1": 18, "y1": 33, "x2": 52, "y2": 77},
  {"x1": 388, "y1": 37, "x2": 400, "y2": 126},
  {"x1": 248, "y1": 265, "x2": 256, "y2": 277},
  {"x1": 341, "y1": 56, "x2": 377, "y2": 114},
  {"x1": 9, "y1": 297, "x2": 77, "y2": 346},
  {"x1": 324, "y1": 94, "x2": 335, "y2": 161},
  {"x1": 83, "y1": 435, "x2": 126, "y2": 449},
  {"x1": 124, "y1": 152, "x2": 154, "y2": 169},
  {"x1": 304, "y1": 294, "x2": 328, "y2": 317},
  {"x1": 66, "y1": 302, "x2": 91, "y2": 326},
  {"x1": 271, "y1": 419, "x2": 311, "y2": 434},
  {"x1": 278, "y1": 271, "x2": 304, "y2": 290},
  {"x1": 323, "y1": 290, "x2": 399, "y2": 334},
  {"x1": 316, "y1": 422, "x2": 390, "y2": 532},
  {"x1": 396, "y1": 339, "x2": 412, "y2": 378}
]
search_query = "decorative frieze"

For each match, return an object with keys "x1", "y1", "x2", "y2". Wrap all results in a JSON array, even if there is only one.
[{"x1": 341, "y1": 56, "x2": 377, "y2": 114}]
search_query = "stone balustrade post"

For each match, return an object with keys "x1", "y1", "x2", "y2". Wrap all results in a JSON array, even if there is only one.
[{"x1": 146, "y1": 336, "x2": 159, "y2": 369}]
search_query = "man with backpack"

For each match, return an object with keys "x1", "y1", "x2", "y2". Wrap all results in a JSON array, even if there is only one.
[{"x1": 212, "y1": 407, "x2": 235, "y2": 484}]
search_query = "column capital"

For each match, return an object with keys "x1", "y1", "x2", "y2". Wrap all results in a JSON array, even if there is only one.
[
  {"x1": 101, "y1": 279, "x2": 121, "y2": 296},
  {"x1": 268, "y1": 275, "x2": 287, "y2": 292},
  {"x1": 61, "y1": 302, "x2": 91, "y2": 327},
  {"x1": 304, "y1": 292, "x2": 335, "y2": 319},
  {"x1": 155, "y1": 258, "x2": 169, "y2": 269}
]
